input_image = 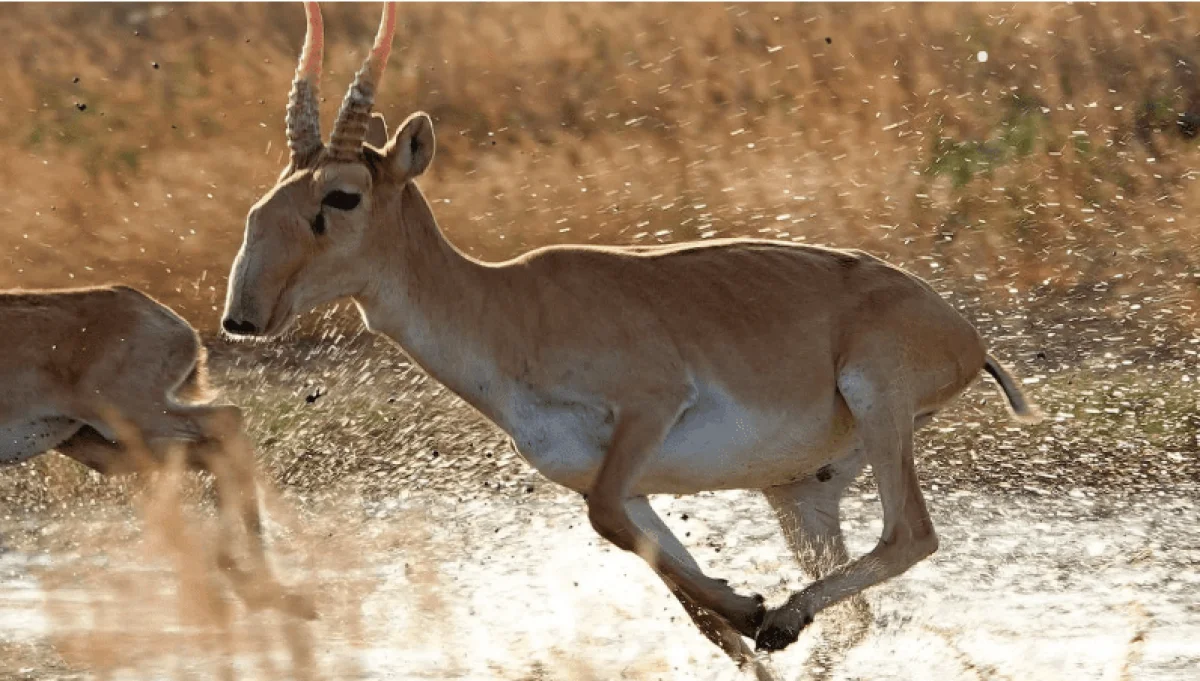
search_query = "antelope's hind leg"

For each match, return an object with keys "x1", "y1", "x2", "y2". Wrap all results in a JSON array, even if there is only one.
[
  {"x1": 756, "y1": 352, "x2": 936, "y2": 652},
  {"x1": 762, "y1": 453, "x2": 871, "y2": 670},
  {"x1": 762, "y1": 452, "x2": 871, "y2": 623}
]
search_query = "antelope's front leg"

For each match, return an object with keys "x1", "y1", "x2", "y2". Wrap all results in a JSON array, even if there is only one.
[
  {"x1": 585, "y1": 405, "x2": 765, "y2": 638},
  {"x1": 197, "y1": 406, "x2": 317, "y2": 621}
]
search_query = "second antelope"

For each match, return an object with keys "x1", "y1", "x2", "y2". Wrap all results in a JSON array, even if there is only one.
[
  {"x1": 222, "y1": 2, "x2": 1040, "y2": 676},
  {"x1": 1, "y1": 285, "x2": 312, "y2": 620}
]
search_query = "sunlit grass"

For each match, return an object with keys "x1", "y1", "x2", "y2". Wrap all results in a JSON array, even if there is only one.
[{"x1": 0, "y1": 3, "x2": 1197, "y2": 330}]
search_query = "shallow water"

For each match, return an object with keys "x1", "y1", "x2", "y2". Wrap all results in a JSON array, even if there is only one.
[
  {"x1": 3, "y1": 482, "x2": 1196, "y2": 680},
  {"x1": 2, "y1": 321, "x2": 1198, "y2": 680}
]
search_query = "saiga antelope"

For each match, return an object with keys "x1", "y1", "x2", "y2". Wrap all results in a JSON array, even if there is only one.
[
  {"x1": 0, "y1": 285, "x2": 312, "y2": 619},
  {"x1": 222, "y1": 2, "x2": 1040, "y2": 676}
]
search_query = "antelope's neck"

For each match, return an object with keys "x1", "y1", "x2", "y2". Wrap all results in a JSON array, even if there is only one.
[{"x1": 353, "y1": 183, "x2": 519, "y2": 422}]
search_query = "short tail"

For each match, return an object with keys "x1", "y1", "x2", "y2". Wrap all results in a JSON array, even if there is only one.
[
  {"x1": 983, "y1": 354, "x2": 1042, "y2": 424},
  {"x1": 175, "y1": 345, "x2": 214, "y2": 404}
]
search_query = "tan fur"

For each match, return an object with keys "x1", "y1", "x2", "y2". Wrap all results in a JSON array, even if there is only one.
[
  {"x1": 224, "y1": 2, "x2": 1039, "y2": 670},
  {"x1": 1, "y1": 285, "x2": 313, "y2": 620}
]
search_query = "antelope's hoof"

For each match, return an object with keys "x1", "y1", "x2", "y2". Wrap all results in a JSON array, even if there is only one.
[
  {"x1": 751, "y1": 593, "x2": 767, "y2": 630},
  {"x1": 754, "y1": 608, "x2": 813, "y2": 652},
  {"x1": 726, "y1": 592, "x2": 766, "y2": 639}
]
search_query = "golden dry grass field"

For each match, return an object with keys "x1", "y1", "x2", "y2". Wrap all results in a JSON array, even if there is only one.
[
  {"x1": 0, "y1": 2, "x2": 1197, "y2": 328},
  {"x1": 2, "y1": 3, "x2": 1200, "y2": 681}
]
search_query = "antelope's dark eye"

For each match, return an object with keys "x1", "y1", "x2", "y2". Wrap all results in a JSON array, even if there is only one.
[
  {"x1": 311, "y1": 212, "x2": 326, "y2": 236},
  {"x1": 322, "y1": 190, "x2": 361, "y2": 211}
]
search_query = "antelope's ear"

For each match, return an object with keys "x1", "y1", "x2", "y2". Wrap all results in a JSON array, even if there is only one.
[
  {"x1": 384, "y1": 112, "x2": 435, "y2": 181},
  {"x1": 365, "y1": 112, "x2": 388, "y2": 150}
]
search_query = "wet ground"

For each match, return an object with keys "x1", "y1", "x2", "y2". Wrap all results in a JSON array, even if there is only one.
[
  {"x1": 1, "y1": 310, "x2": 1198, "y2": 680},
  {"x1": 2, "y1": 484, "x2": 1197, "y2": 680}
]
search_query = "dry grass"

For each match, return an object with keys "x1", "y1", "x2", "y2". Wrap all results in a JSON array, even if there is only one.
[{"x1": 0, "y1": 2, "x2": 1197, "y2": 331}]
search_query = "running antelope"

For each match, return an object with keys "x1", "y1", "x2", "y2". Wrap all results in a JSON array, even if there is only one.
[
  {"x1": 222, "y1": 2, "x2": 1040, "y2": 676},
  {"x1": 1, "y1": 285, "x2": 312, "y2": 619}
]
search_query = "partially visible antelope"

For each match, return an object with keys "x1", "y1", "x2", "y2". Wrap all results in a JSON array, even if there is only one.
[
  {"x1": 1, "y1": 285, "x2": 313, "y2": 619},
  {"x1": 223, "y1": 2, "x2": 1040, "y2": 677}
]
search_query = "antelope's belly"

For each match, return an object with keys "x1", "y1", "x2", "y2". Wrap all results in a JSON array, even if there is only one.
[
  {"x1": 646, "y1": 390, "x2": 854, "y2": 493},
  {"x1": 0, "y1": 417, "x2": 82, "y2": 464},
  {"x1": 504, "y1": 386, "x2": 853, "y2": 495}
]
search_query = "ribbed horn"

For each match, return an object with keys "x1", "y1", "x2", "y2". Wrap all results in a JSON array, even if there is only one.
[
  {"x1": 327, "y1": 2, "x2": 398, "y2": 161},
  {"x1": 286, "y1": 1, "x2": 325, "y2": 164}
]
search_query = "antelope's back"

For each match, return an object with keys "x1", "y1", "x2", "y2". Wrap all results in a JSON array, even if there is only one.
[
  {"x1": 0, "y1": 285, "x2": 198, "y2": 375},
  {"x1": 508, "y1": 240, "x2": 968, "y2": 407},
  {"x1": 523, "y1": 239, "x2": 947, "y2": 347}
]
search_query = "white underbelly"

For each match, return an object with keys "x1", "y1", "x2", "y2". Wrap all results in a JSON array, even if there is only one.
[
  {"x1": 644, "y1": 392, "x2": 853, "y2": 493},
  {"x1": 0, "y1": 417, "x2": 82, "y2": 464},
  {"x1": 504, "y1": 385, "x2": 854, "y2": 495}
]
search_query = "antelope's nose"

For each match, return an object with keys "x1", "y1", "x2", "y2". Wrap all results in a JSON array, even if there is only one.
[{"x1": 222, "y1": 317, "x2": 259, "y2": 336}]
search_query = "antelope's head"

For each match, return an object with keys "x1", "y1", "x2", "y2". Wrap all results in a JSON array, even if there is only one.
[{"x1": 223, "y1": 1, "x2": 435, "y2": 338}]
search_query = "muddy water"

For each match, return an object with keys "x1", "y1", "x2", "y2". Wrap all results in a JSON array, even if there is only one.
[
  {"x1": 2, "y1": 482, "x2": 1196, "y2": 680},
  {"x1": 2, "y1": 325, "x2": 1199, "y2": 680}
]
